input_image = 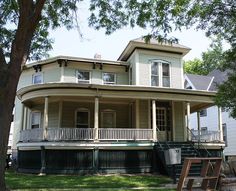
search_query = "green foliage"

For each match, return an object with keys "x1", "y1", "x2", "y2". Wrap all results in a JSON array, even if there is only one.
[
  {"x1": 184, "y1": 37, "x2": 225, "y2": 75},
  {"x1": 184, "y1": 58, "x2": 206, "y2": 75},
  {"x1": 5, "y1": 170, "x2": 172, "y2": 190},
  {"x1": 0, "y1": 0, "x2": 79, "y2": 61}
]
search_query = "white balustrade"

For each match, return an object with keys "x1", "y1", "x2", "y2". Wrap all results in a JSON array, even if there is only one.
[
  {"x1": 98, "y1": 128, "x2": 153, "y2": 140},
  {"x1": 19, "y1": 128, "x2": 44, "y2": 142},
  {"x1": 191, "y1": 130, "x2": 221, "y2": 142}
]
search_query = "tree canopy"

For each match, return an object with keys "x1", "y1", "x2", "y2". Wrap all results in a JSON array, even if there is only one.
[{"x1": 184, "y1": 37, "x2": 225, "y2": 75}]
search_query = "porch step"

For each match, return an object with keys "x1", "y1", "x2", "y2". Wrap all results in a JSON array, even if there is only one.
[{"x1": 155, "y1": 142, "x2": 201, "y2": 179}]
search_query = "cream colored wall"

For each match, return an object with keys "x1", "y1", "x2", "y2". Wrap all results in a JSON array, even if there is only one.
[
  {"x1": 137, "y1": 49, "x2": 183, "y2": 88},
  {"x1": 127, "y1": 52, "x2": 137, "y2": 85},
  {"x1": 173, "y1": 101, "x2": 186, "y2": 141},
  {"x1": 64, "y1": 61, "x2": 129, "y2": 85},
  {"x1": 139, "y1": 100, "x2": 149, "y2": 129}
]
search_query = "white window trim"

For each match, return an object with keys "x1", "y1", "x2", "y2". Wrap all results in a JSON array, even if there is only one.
[
  {"x1": 76, "y1": 70, "x2": 91, "y2": 84},
  {"x1": 30, "y1": 111, "x2": 41, "y2": 129},
  {"x1": 102, "y1": 72, "x2": 116, "y2": 85},
  {"x1": 149, "y1": 59, "x2": 171, "y2": 87},
  {"x1": 32, "y1": 72, "x2": 43, "y2": 84},
  {"x1": 101, "y1": 109, "x2": 116, "y2": 128},
  {"x1": 75, "y1": 108, "x2": 90, "y2": 128}
]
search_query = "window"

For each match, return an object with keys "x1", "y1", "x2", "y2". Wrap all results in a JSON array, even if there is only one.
[
  {"x1": 32, "y1": 73, "x2": 43, "y2": 84},
  {"x1": 76, "y1": 109, "x2": 90, "y2": 128},
  {"x1": 223, "y1": 123, "x2": 227, "y2": 145},
  {"x1": 151, "y1": 60, "x2": 170, "y2": 87},
  {"x1": 200, "y1": 109, "x2": 207, "y2": 117},
  {"x1": 77, "y1": 71, "x2": 90, "y2": 84},
  {"x1": 103, "y1": 73, "x2": 116, "y2": 84},
  {"x1": 101, "y1": 110, "x2": 116, "y2": 128},
  {"x1": 151, "y1": 62, "x2": 159, "y2": 86},
  {"x1": 162, "y1": 63, "x2": 170, "y2": 87},
  {"x1": 201, "y1": 127, "x2": 208, "y2": 134},
  {"x1": 31, "y1": 112, "x2": 41, "y2": 129}
]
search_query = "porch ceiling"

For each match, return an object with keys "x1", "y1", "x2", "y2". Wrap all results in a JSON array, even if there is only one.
[{"x1": 17, "y1": 83, "x2": 216, "y2": 109}]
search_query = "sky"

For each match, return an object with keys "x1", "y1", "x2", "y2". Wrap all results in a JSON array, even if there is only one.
[{"x1": 48, "y1": 2, "x2": 213, "y2": 62}]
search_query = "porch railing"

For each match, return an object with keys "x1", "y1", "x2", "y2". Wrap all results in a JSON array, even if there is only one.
[
  {"x1": 20, "y1": 128, "x2": 44, "y2": 142},
  {"x1": 99, "y1": 128, "x2": 153, "y2": 140},
  {"x1": 191, "y1": 130, "x2": 221, "y2": 142},
  {"x1": 47, "y1": 128, "x2": 94, "y2": 141},
  {"x1": 19, "y1": 127, "x2": 153, "y2": 142}
]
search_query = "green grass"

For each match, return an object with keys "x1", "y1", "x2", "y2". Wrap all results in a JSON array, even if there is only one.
[{"x1": 5, "y1": 170, "x2": 175, "y2": 190}]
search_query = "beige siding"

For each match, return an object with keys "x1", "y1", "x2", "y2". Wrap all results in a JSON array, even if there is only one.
[
  {"x1": 48, "y1": 102, "x2": 59, "y2": 128},
  {"x1": 127, "y1": 53, "x2": 137, "y2": 85},
  {"x1": 173, "y1": 102, "x2": 186, "y2": 141},
  {"x1": 100, "y1": 103, "x2": 129, "y2": 128},
  {"x1": 62, "y1": 101, "x2": 94, "y2": 128},
  {"x1": 138, "y1": 49, "x2": 183, "y2": 88},
  {"x1": 139, "y1": 100, "x2": 149, "y2": 128},
  {"x1": 43, "y1": 64, "x2": 61, "y2": 83}
]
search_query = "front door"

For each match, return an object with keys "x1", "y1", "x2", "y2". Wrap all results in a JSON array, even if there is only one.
[{"x1": 156, "y1": 107, "x2": 170, "y2": 141}]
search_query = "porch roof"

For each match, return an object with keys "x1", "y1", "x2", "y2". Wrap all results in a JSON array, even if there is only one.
[{"x1": 17, "y1": 83, "x2": 216, "y2": 112}]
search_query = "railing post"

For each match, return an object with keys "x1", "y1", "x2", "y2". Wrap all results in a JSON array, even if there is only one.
[
  {"x1": 43, "y1": 97, "x2": 49, "y2": 140},
  {"x1": 94, "y1": 97, "x2": 99, "y2": 141},
  {"x1": 218, "y1": 106, "x2": 223, "y2": 142},
  {"x1": 186, "y1": 102, "x2": 191, "y2": 141},
  {"x1": 197, "y1": 111, "x2": 201, "y2": 143},
  {"x1": 152, "y1": 100, "x2": 157, "y2": 142}
]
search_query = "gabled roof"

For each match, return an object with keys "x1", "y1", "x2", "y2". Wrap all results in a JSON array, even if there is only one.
[
  {"x1": 185, "y1": 74, "x2": 214, "y2": 91},
  {"x1": 207, "y1": 69, "x2": 230, "y2": 91},
  {"x1": 118, "y1": 37, "x2": 191, "y2": 61}
]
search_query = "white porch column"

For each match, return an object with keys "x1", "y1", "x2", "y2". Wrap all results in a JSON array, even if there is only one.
[
  {"x1": 197, "y1": 111, "x2": 201, "y2": 142},
  {"x1": 58, "y1": 101, "x2": 62, "y2": 128},
  {"x1": 152, "y1": 100, "x2": 157, "y2": 141},
  {"x1": 186, "y1": 102, "x2": 191, "y2": 141},
  {"x1": 43, "y1": 97, "x2": 49, "y2": 140},
  {"x1": 135, "y1": 100, "x2": 140, "y2": 129},
  {"x1": 94, "y1": 97, "x2": 99, "y2": 141},
  {"x1": 218, "y1": 106, "x2": 223, "y2": 142},
  {"x1": 23, "y1": 107, "x2": 28, "y2": 130},
  {"x1": 20, "y1": 104, "x2": 25, "y2": 131}
]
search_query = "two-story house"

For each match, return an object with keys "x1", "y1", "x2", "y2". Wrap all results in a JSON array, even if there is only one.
[{"x1": 13, "y1": 38, "x2": 224, "y2": 176}]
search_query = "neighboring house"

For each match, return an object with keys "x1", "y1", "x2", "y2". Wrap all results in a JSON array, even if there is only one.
[
  {"x1": 13, "y1": 38, "x2": 224, "y2": 175},
  {"x1": 7, "y1": 122, "x2": 14, "y2": 155},
  {"x1": 185, "y1": 70, "x2": 235, "y2": 159}
]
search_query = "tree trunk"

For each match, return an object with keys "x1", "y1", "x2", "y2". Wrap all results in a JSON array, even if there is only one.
[
  {"x1": 0, "y1": 79, "x2": 18, "y2": 190},
  {"x1": 0, "y1": 1, "x2": 46, "y2": 189}
]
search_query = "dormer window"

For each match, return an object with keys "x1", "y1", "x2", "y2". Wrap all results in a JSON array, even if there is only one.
[
  {"x1": 77, "y1": 70, "x2": 90, "y2": 84},
  {"x1": 103, "y1": 73, "x2": 116, "y2": 85},
  {"x1": 151, "y1": 60, "x2": 170, "y2": 87},
  {"x1": 32, "y1": 73, "x2": 43, "y2": 84}
]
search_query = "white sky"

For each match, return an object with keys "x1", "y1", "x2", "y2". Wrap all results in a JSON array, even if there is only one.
[{"x1": 48, "y1": 2, "x2": 212, "y2": 62}]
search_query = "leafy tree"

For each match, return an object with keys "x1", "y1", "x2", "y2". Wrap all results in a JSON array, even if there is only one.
[
  {"x1": 184, "y1": 58, "x2": 206, "y2": 75},
  {"x1": 184, "y1": 37, "x2": 225, "y2": 75},
  {"x1": 0, "y1": 0, "x2": 235, "y2": 190}
]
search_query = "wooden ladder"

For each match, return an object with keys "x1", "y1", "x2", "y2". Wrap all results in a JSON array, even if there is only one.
[{"x1": 177, "y1": 157, "x2": 222, "y2": 191}]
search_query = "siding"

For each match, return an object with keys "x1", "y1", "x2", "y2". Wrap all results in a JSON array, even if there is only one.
[
  {"x1": 138, "y1": 49, "x2": 183, "y2": 88},
  {"x1": 173, "y1": 102, "x2": 185, "y2": 141},
  {"x1": 139, "y1": 100, "x2": 149, "y2": 128}
]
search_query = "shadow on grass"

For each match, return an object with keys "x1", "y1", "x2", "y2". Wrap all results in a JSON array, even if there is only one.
[{"x1": 5, "y1": 170, "x2": 174, "y2": 190}]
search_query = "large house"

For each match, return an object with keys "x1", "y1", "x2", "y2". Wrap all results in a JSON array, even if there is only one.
[
  {"x1": 185, "y1": 70, "x2": 236, "y2": 160},
  {"x1": 12, "y1": 38, "x2": 225, "y2": 176}
]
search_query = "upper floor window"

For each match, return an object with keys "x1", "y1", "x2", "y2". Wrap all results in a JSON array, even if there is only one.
[
  {"x1": 129, "y1": 67, "x2": 133, "y2": 85},
  {"x1": 200, "y1": 109, "x2": 207, "y2": 117},
  {"x1": 162, "y1": 63, "x2": 170, "y2": 87},
  {"x1": 32, "y1": 73, "x2": 43, "y2": 84},
  {"x1": 223, "y1": 123, "x2": 227, "y2": 145},
  {"x1": 151, "y1": 62, "x2": 159, "y2": 86},
  {"x1": 31, "y1": 111, "x2": 41, "y2": 129},
  {"x1": 103, "y1": 73, "x2": 116, "y2": 85},
  {"x1": 77, "y1": 70, "x2": 90, "y2": 84},
  {"x1": 151, "y1": 61, "x2": 170, "y2": 87}
]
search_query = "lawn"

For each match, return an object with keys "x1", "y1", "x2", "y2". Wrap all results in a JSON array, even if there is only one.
[{"x1": 5, "y1": 170, "x2": 175, "y2": 191}]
